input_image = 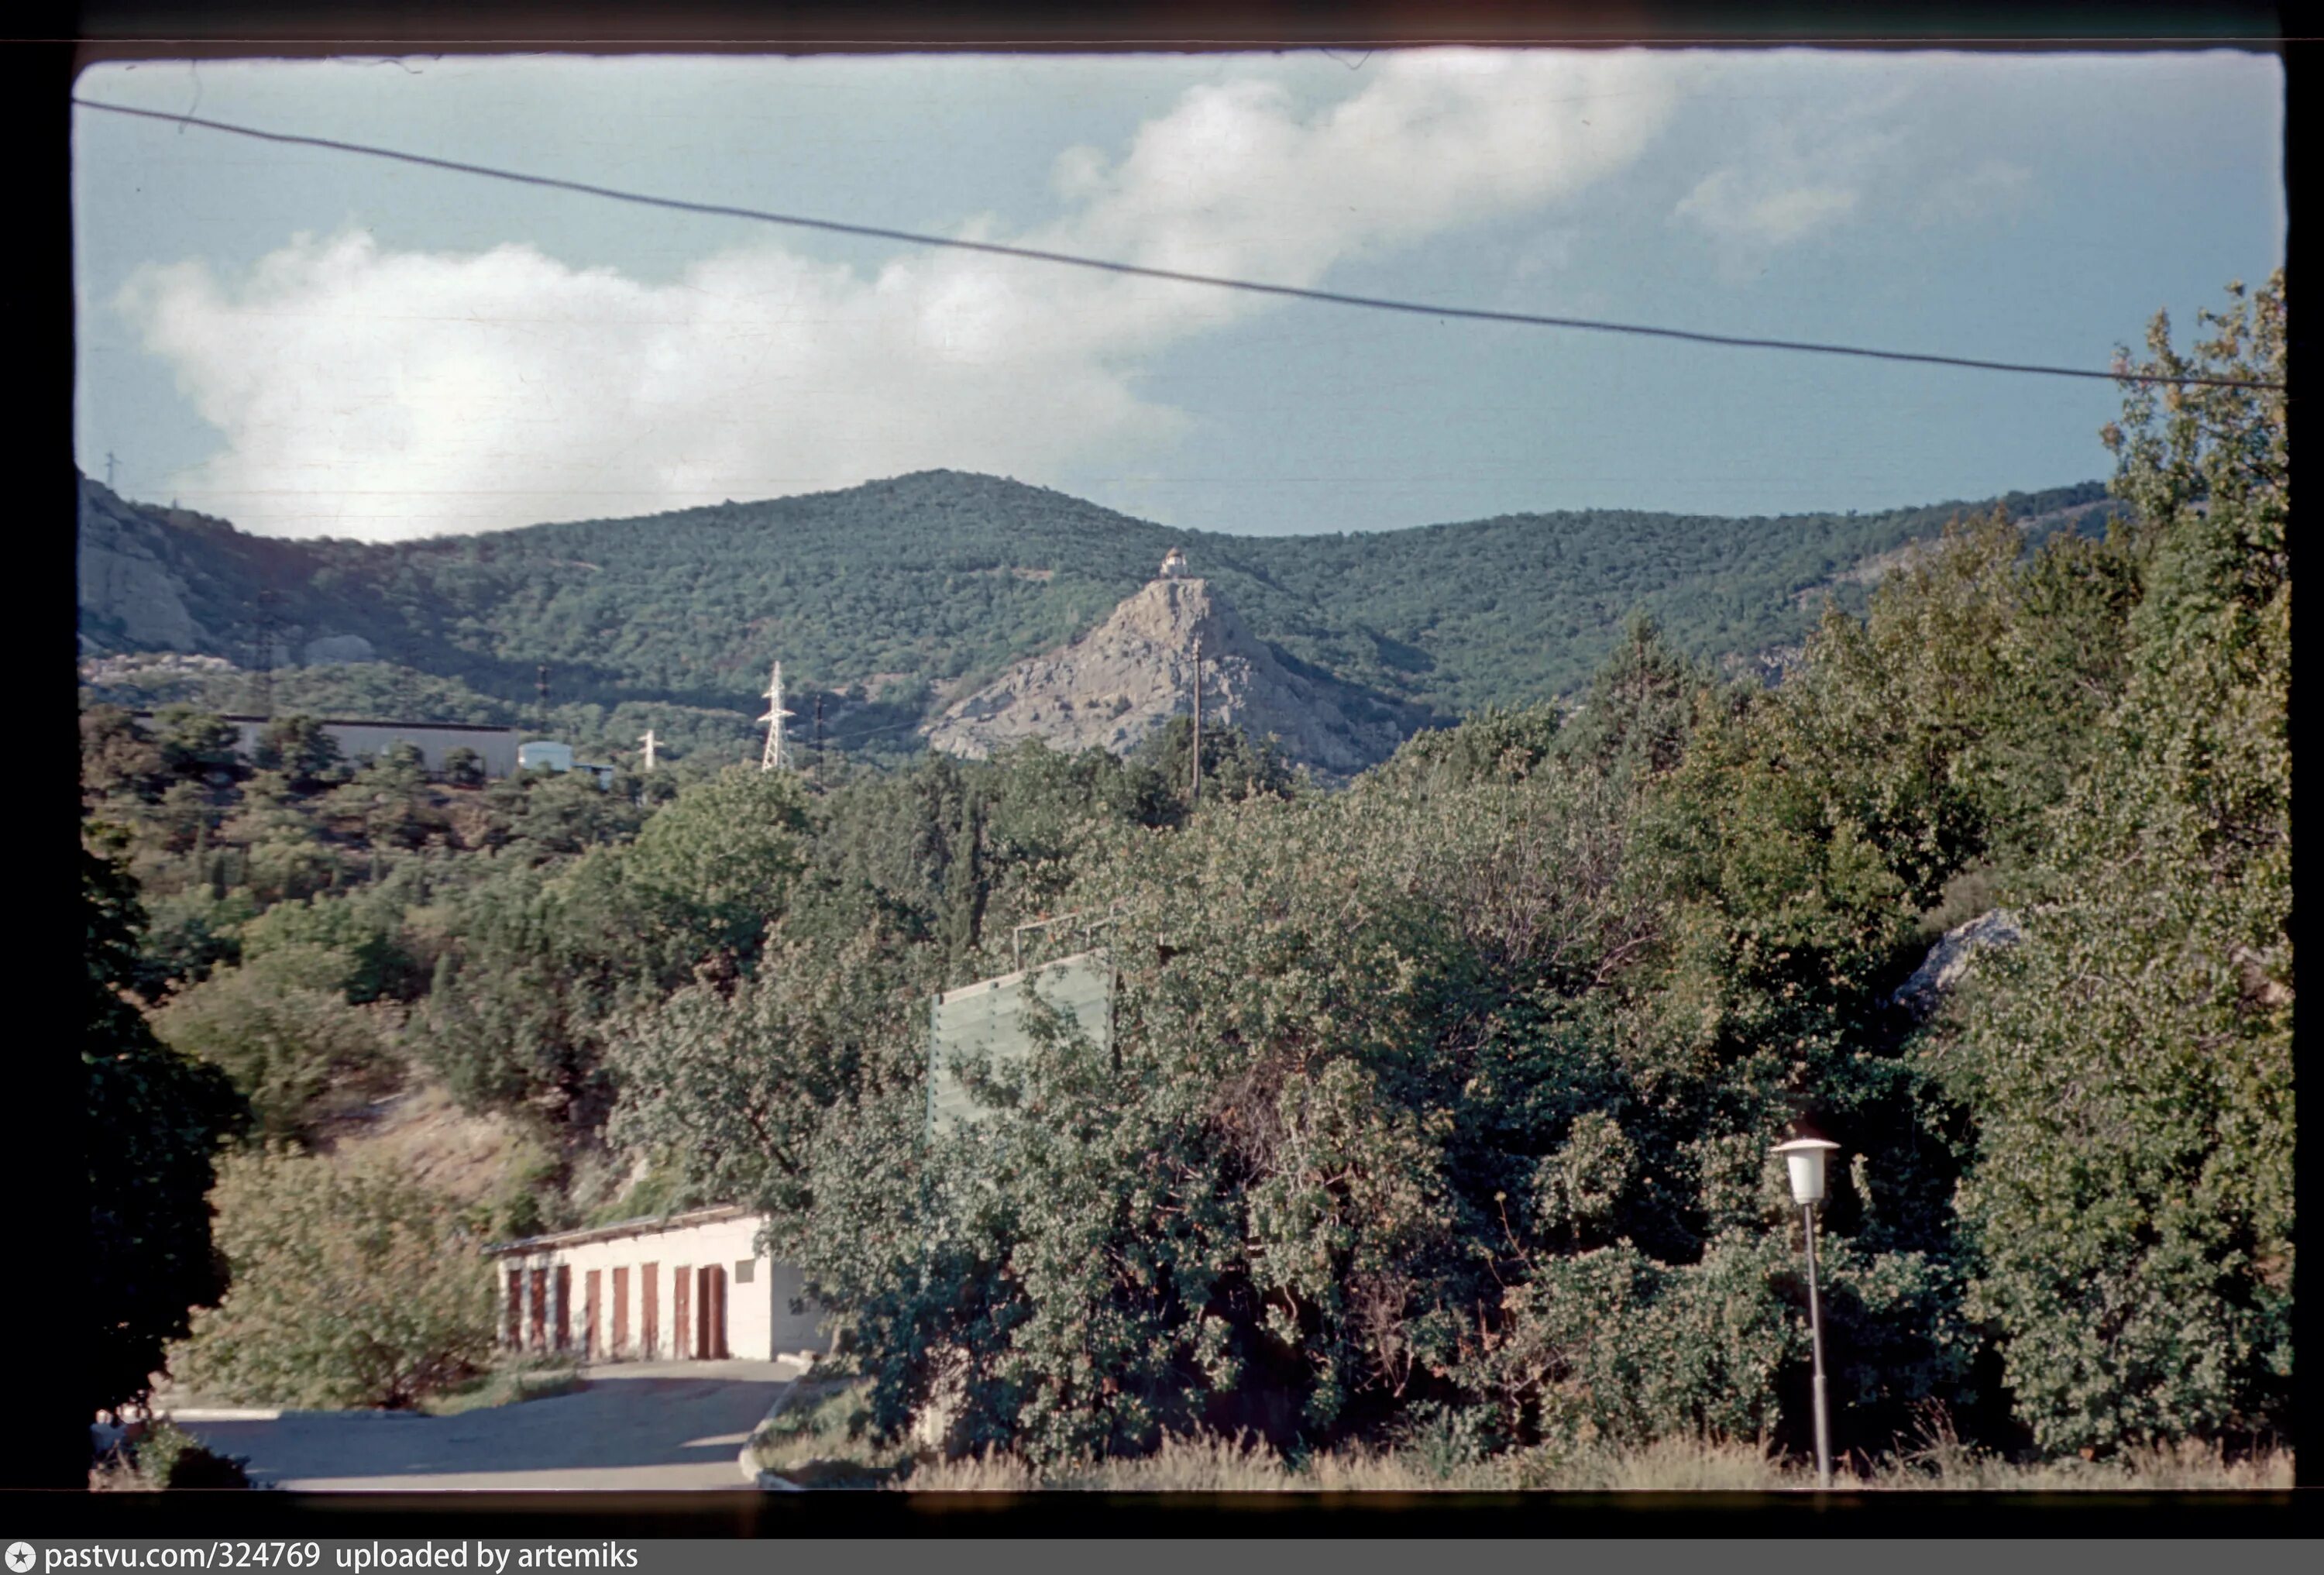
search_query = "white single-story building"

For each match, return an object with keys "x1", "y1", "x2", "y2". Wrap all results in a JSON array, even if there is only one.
[
  {"x1": 483, "y1": 1205, "x2": 826, "y2": 1364},
  {"x1": 518, "y1": 739, "x2": 616, "y2": 791}
]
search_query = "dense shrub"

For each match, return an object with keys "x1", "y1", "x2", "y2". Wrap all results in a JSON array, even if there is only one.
[
  {"x1": 85, "y1": 842, "x2": 248, "y2": 1416},
  {"x1": 130, "y1": 1421, "x2": 254, "y2": 1490},
  {"x1": 172, "y1": 1149, "x2": 497, "y2": 1410},
  {"x1": 1929, "y1": 274, "x2": 2291, "y2": 1455},
  {"x1": 153, "y1": 944, "x2": 402, "y2": 1143}
]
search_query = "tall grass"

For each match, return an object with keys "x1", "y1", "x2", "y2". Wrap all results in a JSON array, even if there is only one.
[
  {"x1": 756, "y1": 1377, "x2": 2292, "y2": 1493},
  {"x1": 902, "y1": 1434, "x2": 1785, "y2": 1492},
  {"x1": 896, "y1": 1432, "x2": 2293, "y2": 1493}
]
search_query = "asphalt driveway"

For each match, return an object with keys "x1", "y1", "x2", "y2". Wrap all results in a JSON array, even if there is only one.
[{"x1": 170, "y1": 1360, "x2": 799, "y2": 1491}]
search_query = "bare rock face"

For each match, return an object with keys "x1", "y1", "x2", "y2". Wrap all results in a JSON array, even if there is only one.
[
  {"x1": 302, "y1": 634, "x2": 377, "y2": 665},
  {"x1": 1891, "y1": 909, "x2": 2024, "y2": 1020},
  {"x1": 77, "y1": 481, "x2": 204, "y2": 652},
  {"x1": 923, "y1": 577, "x2": 1408, "y2": 777}
]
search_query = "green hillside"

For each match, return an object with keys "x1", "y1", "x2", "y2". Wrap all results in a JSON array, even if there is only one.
[{"x1": 79, "y1": 469, "x2": 2119, "y2": 766}]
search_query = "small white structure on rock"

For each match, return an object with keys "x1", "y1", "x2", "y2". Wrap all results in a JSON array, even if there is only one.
[
  {"x1": 1160, "y1": 546, "x2": 1187, "y2": 580},
  {"x1": 485, "y1": 1205, "x2": 827, "y2": 1364}
]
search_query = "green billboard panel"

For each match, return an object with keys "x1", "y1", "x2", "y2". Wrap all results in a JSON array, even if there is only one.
[{"x1": 927, "y1": 949, "x2": 1112, "y2": 1141}]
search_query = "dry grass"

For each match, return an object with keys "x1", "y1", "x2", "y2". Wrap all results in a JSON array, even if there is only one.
[
  {"x1": 899, "y1": 1433, "x2": 2294, "y2": 1494},
  {"x1": 906, "y1": 1436, "x2": 1514, "y2": 1493},
  {"x1": 308, "y1": 1079, "x2": 541, "y2": 1209},
  {"x1": 902, "y1": 1434, "x2": 1782, "y2": 1493},
  {"x1": 1862, "y1": 1434, "x2": 2295, "y2": 1492},
  {"x1": 747, "y1": 1374, "x2": 916, "y2": 1487},
  {"x1": 753, "y1": 1377, "x2": 2292, "y2": 1494}
]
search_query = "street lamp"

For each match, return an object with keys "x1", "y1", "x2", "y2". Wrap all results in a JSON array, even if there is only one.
[{"x1": 1773, "y1": 1133, "x2": 1842, "y2": 1489}]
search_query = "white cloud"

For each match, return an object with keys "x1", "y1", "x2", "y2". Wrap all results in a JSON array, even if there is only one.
[
  {"x1": 1672, "y1": 170, "x2": 1860, "y2": 248},
  {"x1": 1668, "y1": 62, "x2": 2044, "y2": 264},
  {"x1": 117, "y1": 49, "x2": 1679, "y2": 539}
]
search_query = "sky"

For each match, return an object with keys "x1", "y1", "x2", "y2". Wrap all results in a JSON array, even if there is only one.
[{"x1": 72, "y1": 50, "x2": 2284, "y2": 542}]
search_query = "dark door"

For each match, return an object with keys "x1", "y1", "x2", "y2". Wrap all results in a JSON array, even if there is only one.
[
  {"x1": 673, "y1": 1267, "x2": 692, "y2": 1360},
  {"x1": 611, "y1": 1266, "x2": 630, "y2": 1357},
  {"x1": 553, "y1": 1265, "x2": 572, "y2": 1352},
  {"x1": 641, "y1": 1261, "x2": 659, "y2": 1358},
  {"x1": 528, "y1": 1267, "x2": 548, "y2": 1351},
  {"x1": 583, "y1": 1269, "x2": 601, "y2": 1360},
  {"x1": 697, "y1": 1264, "x2": 729, "y2": 1360},
  {"x1": 506, "y1": 1268, "x2": 524, "y2": 1348}
]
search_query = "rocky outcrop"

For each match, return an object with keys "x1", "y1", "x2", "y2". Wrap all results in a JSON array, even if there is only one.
[
  {"x1": 303, "y1": 634, "x2": 377, "y2": 665},
  {"x1": 922, "y1": 577, "x2": 1411, "y2": 777},
  {"x1": 1891, "y1": 909, "x2": 2024, "y2": 1020},
  {"x1": 77, "y1": 480, "x2": 206, "y2": 652}
]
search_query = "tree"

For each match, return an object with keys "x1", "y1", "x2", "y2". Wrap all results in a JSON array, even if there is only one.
[
  {"x1": 240, "y1": 890, "x2": 424, "y2": 1004},
  {"x1": 253, "y1": 714, "x2": 345, "y2": 793},
  {"x1": 151, "y1": 706, "x2": 245, "y2": 784},
  {"x1": 84, "y1": 842, "x2": 246, "y2": 1415},
  {"x1": 81, "y1": 703, "x2": 164, "y2": 804},
  {"x1": 814, "y1": 689, "x2": 1964, "y2": 1466},
  {"x1": 1934, "y1": 273, "x2": 2291, "y2": 1455},
  {"x1": 441, "y1": 745, "x2": 486, "y2": 789},
  {"x1": 1124, "y1": 717, "x2": 1298, "y2": 824},
  {"x1": 611, "y1": 765, "x2": 814, "y2": 979},
  {"x1": 170, "y1": 1149, "x2": 498, "y2": 1410},
  {"x1": 153, "y1": 944, "x2": 401, "y2": 1143},
  {"x1": 322, "y1": 744, "x2": 446, "y2": 855},
  {"x1": 218, "y1": 770, "x2": 340, "y2": 904}
]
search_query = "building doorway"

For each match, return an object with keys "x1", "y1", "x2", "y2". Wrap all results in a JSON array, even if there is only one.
[{"x1": 695, "y1": 1264, "x2": 728, "y2": 1360}]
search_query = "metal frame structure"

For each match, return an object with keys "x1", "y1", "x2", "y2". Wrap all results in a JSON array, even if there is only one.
[
  {"x1": 1009, "y1": 902, "x2": 1125, "y2": 974},
  {"x1": 759, "y1": 659, "x2": 793, "y2": 772}
]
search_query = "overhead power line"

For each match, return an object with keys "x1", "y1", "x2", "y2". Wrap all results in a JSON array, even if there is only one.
[{"x1": 74, "y1": 96, "x2": 2284, "y2": 393}]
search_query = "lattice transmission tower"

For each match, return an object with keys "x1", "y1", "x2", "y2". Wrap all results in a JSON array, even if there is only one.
[{"x1": 758, "y1": 659, "x2": 795, "y2": 772}]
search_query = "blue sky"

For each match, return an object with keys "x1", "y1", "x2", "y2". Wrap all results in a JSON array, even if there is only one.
[{"x1": 73, "y1": 50, "x2": 2282, "y2": 541}]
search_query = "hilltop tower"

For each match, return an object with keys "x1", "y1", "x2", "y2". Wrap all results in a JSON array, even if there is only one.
[{"x1": 759, "y1": 660, "x2": 794, "y2": 772}]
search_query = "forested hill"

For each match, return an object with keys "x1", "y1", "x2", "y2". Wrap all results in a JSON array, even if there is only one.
[{"x1": 78, "y1": 467, "x2": 2119, "y2": 758}]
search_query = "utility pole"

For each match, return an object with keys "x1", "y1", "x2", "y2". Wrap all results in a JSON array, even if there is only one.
[
  {"x1": 535, "y1": 664, "x2": 552, "y2": 736},
  {"x1": 759, "y1": 659, "x2": 793, "y2": 772},
  {"x1": 638, "y1": 728, "x2": 658, "y2": 772},
  {"x1": 251, "y1": 590, "x2": 280, "y2": 718},
  {"x1": 105, "y1": 451, "x2": 118, "y2": 490},
  {"x1": 1188, "y1": 635, "x2": 1203, "y2": 808}
]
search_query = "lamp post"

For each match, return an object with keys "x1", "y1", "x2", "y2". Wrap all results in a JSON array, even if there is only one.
[{"x1": 1773, "y1": 1133, "x2": 1841, "y2": 1489}]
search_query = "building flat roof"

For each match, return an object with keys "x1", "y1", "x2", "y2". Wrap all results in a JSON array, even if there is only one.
[
  {"x1": 936, "y1": 947, "x2": 1109, "y2": 1007},
  {"x1": 483, "y1": 1202, "x2": 757, "y2": 1257},
  {"x1": 131, "y1": 711, "x2": 522, "y2": 735}
]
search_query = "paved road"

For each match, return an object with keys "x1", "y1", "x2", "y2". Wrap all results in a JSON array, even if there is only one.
[{"x1": 172, "y1": 1360, "x2": 798, "y2": 1491}]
